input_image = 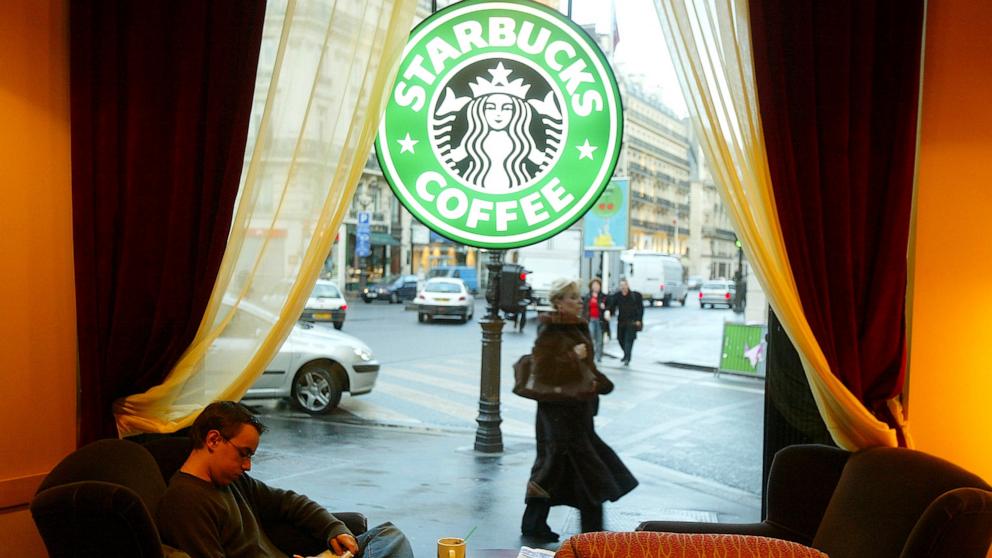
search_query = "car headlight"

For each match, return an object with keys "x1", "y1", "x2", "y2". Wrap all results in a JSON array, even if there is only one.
[{"x1": 353, "y1": 347, "x2": 373, "y2": 361}]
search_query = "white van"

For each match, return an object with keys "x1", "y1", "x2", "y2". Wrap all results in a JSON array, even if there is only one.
[{"x1": 619, "y1": 250, "x2": 688, "y2": 306}]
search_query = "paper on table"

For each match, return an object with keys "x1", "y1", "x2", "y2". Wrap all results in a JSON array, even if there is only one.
[{"x1": 517, "y1": 547, "x2": 555, "y2": 558}]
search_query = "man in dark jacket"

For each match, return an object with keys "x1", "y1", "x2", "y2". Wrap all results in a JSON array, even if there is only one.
[
  {"x1": 157, "y1": 401, "x2": 413, "y2": 558},
  {"x1": 608, "y1": 278, "x2": 643, "y2": 365}
]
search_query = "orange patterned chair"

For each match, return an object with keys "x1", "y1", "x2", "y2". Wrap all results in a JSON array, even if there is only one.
[{"x1": 555, "y1": 531, "x2": 827, "y2": 558}]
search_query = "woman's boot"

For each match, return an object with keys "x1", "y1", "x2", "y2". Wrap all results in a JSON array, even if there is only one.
[
  {"x1": 521, "y1": 499, "x2": 558, "y2": 542},
  {"x1": 580, "y1": 504, "x2": 603, "y2": 533}
]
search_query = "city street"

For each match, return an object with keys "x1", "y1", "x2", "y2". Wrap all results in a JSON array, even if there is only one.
[
  {"x1": 244, "y1": 295, "x2": 766, "y2": 555},
  {"x1": 306, "y1": 295, "x2": 764, "y2": 493}
]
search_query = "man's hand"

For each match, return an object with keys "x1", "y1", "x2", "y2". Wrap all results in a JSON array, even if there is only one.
[
  {"x1": 294, "y1": 533, "x2": 359, "y2": 558},
  {"x1": 329, "y1": 533, "x2": 359, "y2": 557}
]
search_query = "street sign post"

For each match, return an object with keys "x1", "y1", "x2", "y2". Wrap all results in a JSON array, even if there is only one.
[{"x1": 356, "y1": 211, "x2": 371, "y2": 258}]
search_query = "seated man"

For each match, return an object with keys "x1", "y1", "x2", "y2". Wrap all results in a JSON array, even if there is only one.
[{"x1": 157, "y1": 401, "x2": 413, "y2": 558}]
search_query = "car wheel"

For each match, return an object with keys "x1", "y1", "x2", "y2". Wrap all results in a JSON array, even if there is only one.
[
  {"x1": 680, "y1": 295, "x2": 687, "y2": 306},
  {"x1": 459, "y1": 311, "x2": 468, "y2": 324},
  {"x1": 662, "y1": 295, "x2": 672, "y2": 307},
  {"x1": 290, "y1": 362, "x2": 343, "y2": 415},
  {"x1": 362, "y1": 297, "x2": 372, "y2": 304},
  {"x1": 333, "y1": 321, "x2": 343, "y2": 330},
  {"x1": 418, "y1": 312, "x2": 426, "y2": 323},
  {"x1": 390, "y1": 293, "x2": 399, "y2": 304}
]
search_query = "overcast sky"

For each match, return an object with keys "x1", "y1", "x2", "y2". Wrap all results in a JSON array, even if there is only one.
[{"x1": 568, "y1": 0, "x2": 687, "y2": 116}]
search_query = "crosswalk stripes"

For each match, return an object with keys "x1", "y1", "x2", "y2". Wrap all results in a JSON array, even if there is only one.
[{"x1": 337, "y1": 352, "x2": 762, "y2": 433}]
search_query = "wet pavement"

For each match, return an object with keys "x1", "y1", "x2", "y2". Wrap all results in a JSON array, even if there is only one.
[{"x1": 247, "y1": 403, "x2": 761, "y2": 558}]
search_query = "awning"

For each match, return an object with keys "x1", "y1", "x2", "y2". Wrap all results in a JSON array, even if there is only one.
[{"x1": 370, "y1": 231, "x2": 400, "y2": 246}]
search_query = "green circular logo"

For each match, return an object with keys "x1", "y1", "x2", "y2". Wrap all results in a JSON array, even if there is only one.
[{"x1": 376, "y1": 0, "x2": 623, "y2": 249}]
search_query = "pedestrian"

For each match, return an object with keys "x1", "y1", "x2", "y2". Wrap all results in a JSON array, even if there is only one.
[
  {"x1": 582, "y1": 278, "x2": 607, "y2": 362},
  {"x1": 518, "y1": 278, "x2": 638, "y2": 541},
  {"x1": 609, "y1": 278, "x2": 643, "y2": 366},
  {"x1": 157, "y1": 401, "x2": 414, "y2": 558}
]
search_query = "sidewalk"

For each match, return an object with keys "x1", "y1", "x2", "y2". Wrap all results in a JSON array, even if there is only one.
[{"x1": 248, "y1": 405, "x2": 761, "y2": 558}]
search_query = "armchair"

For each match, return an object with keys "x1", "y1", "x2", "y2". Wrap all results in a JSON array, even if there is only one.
[
  {"x1": 30, "y1": 437, "x2": 367, "y2": 558},
  {"x1": 634, "y1": 444, "x2": 992, "y2": 558}
]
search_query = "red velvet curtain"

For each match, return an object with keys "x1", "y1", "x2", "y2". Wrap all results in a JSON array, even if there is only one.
[
  {"x1": 71, "y1": 1, "x2": 266, "y2": 444},
  {"x1": 748, "y1": 1, "x2": 923, "y2": 425}
]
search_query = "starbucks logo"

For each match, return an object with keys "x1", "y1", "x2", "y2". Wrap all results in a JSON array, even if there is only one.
[{"x1": 376, "y1": 0, "x2": 622, "y2": 249}]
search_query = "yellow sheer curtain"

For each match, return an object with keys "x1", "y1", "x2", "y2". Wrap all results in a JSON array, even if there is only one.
[
  {"x1": 114, "y1": 0, "x2": 417, "y2": 437},
  {"x1": 653, "y1": 0, "x2": 905, "y2": 449}
]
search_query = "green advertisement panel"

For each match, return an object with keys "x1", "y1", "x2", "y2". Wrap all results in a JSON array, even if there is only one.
[
  {"x1": 376, "y1": 0, "x2": 623, "y2": 249},
  {"x1": 719, "y1": 322, "x2": 767, "y2": 377}
]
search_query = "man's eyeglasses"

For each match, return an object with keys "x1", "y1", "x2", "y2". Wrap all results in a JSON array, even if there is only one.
[{"x1": 221, "y1": 436, "x2": 255, "y2": 461}]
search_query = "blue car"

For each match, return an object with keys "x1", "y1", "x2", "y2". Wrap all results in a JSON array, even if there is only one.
[{"x1": 362, "y1": 274, "x2": 419, "y2": 303}]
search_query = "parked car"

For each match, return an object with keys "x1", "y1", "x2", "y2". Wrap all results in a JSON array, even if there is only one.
[
  {"x1": 698, "y1": 280, "x2": 736, "y2": 309},
  {"x1": 362, "y1": 274, "x2": 419, "y2": 303},
  {"x1": 687, "y1": 275, "x2": 704, "y2": 290},
  {"x1": 220, "y1": 299, "x2": 378, "y2": 414},
  {"x1": 427, "y1": 265, "x2": 479, "y2": 293},
  {"x1": 415, "y1": 278, "x2": 475, "y2": 323},
  {"x1": 300, "y1": 280, "x2": 347, "y2": 329}
]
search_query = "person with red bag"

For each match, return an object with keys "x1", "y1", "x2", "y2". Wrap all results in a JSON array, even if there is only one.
[{"x1": 516, "y1": 279, "x2": 638, "y2": 542}]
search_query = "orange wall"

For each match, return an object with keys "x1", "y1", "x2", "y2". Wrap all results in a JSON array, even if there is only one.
[
  {"x1": 909, "y1": 0, "x2": 992, "y2": 483},
  {"x1": 0, "y1": 0, "x2": 76, "y2": 554}
]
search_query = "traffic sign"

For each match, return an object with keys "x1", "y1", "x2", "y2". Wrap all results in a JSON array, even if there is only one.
[{"x1": 356, "y1": 230, "x2": 371, "y2": 258}]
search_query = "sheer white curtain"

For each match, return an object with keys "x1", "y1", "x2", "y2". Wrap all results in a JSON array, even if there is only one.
[
  {"x1": 653, "y1": 0, "x2": 902, "y2": 449},
  {"x1": 115, "y1": 0, "x2": 418, "y2": 436}
]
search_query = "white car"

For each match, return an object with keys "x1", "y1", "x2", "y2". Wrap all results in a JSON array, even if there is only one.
[
  {"x1": 301, "y1": 280, "x2": 347, "y2": 330},
  {"x1": 219, "y1": 299, "x2": 378, "y2": 414},
  {"x1": 698, "y1": 280, "x2": 736, "y2": 309},
  {"x1": 415, "y1": 278, "x2": 475, "y2": 323}
]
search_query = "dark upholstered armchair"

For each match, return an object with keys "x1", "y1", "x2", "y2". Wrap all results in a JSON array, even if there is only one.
[
  {"x1": 637, "y1": 444, "x2": 992, "y2": 558},
  {"x1": 30, "y1": 438, "x2": 367, "y2": 558}
]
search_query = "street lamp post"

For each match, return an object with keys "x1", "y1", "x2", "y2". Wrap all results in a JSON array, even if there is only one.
[{"x1": 475, "y1": 249, "x2": 505, "y2": 453}]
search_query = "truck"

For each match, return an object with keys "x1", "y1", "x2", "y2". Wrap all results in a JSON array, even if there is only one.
[
  {"x1": 619, "y1": 250, "x2": 689, "y2": 306},
  {"x1": 513, "y1": 228, "x2": 582, "y2": 308}
]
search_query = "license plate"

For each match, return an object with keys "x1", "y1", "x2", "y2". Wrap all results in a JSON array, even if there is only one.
[
  {"x1": 368, "y1": 293, "x2": 377, "y2": 298},
  {"x1": 435, "y1": 297, "x2": 449, "y2": 302},
  {"x1": 313, "y1": 313, "x2": 332, "y2": 320}
]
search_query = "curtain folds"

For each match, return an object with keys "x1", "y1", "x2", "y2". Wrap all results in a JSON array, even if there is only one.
[
  {"x1": 114, "y1": 0, "x2": 418, "y2": 437},
  {"x1": 653, "y1": 0, "x2": 912, "y2": 449},
  {"x1": 748, "y1": 0, "x2": 923, "y2": 438},
  {"x1": 70, "y1": 0, "x2": 267, "y2": 444}
]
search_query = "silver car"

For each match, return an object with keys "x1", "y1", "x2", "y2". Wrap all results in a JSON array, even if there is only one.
[
  {"x1": 698, "y1": 280, "x2": 736, "y2": 309},
  {"x1": 415, "y1": 278, "x2": 475, "y2": 323},
  {"x1": 220, "y1": 300, "x2": 378, "y2": 414}
]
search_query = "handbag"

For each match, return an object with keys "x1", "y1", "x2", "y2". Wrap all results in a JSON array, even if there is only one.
[{"x1": 512, "y1": 354, "x2": 599, "y2": 402}]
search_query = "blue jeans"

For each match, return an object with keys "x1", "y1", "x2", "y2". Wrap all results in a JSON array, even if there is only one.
[
  {"x1": 356, "y1": 522, "x2": 414, "y2": 558},
  {"x1": 588, "y1": 319, "x2": 603, "y2": 361}
]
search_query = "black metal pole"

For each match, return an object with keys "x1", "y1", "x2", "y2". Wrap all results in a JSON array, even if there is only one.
[{"x1": 474, "y1": 250, "x2": 504, "y2": 453}]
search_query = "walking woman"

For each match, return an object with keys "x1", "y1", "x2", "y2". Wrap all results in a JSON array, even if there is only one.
[
  {"x1": 519, "y1": 279, "x2": 638, "y2": 541},
  {"x1": 581, "y1": 278, "x2": 607, "y2": 362}
]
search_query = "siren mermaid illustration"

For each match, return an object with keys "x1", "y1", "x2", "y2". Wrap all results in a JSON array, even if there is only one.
[{"x1": 432, "y1": 62, "x2": 564, "y2": 193}]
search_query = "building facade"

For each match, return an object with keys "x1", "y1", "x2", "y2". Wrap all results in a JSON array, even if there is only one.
[{"x1": 619, "y1": 80, "x2": 693, "y2": 256}]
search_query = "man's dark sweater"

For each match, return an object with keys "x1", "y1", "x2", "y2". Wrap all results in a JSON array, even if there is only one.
[{"x1": 158, "y1": 472, "x2": 349, "y2": 558}]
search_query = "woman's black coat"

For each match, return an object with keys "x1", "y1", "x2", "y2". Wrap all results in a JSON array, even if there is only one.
[{"x1": 524, "y1": 312, "x2": 638, "y2": 509}]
